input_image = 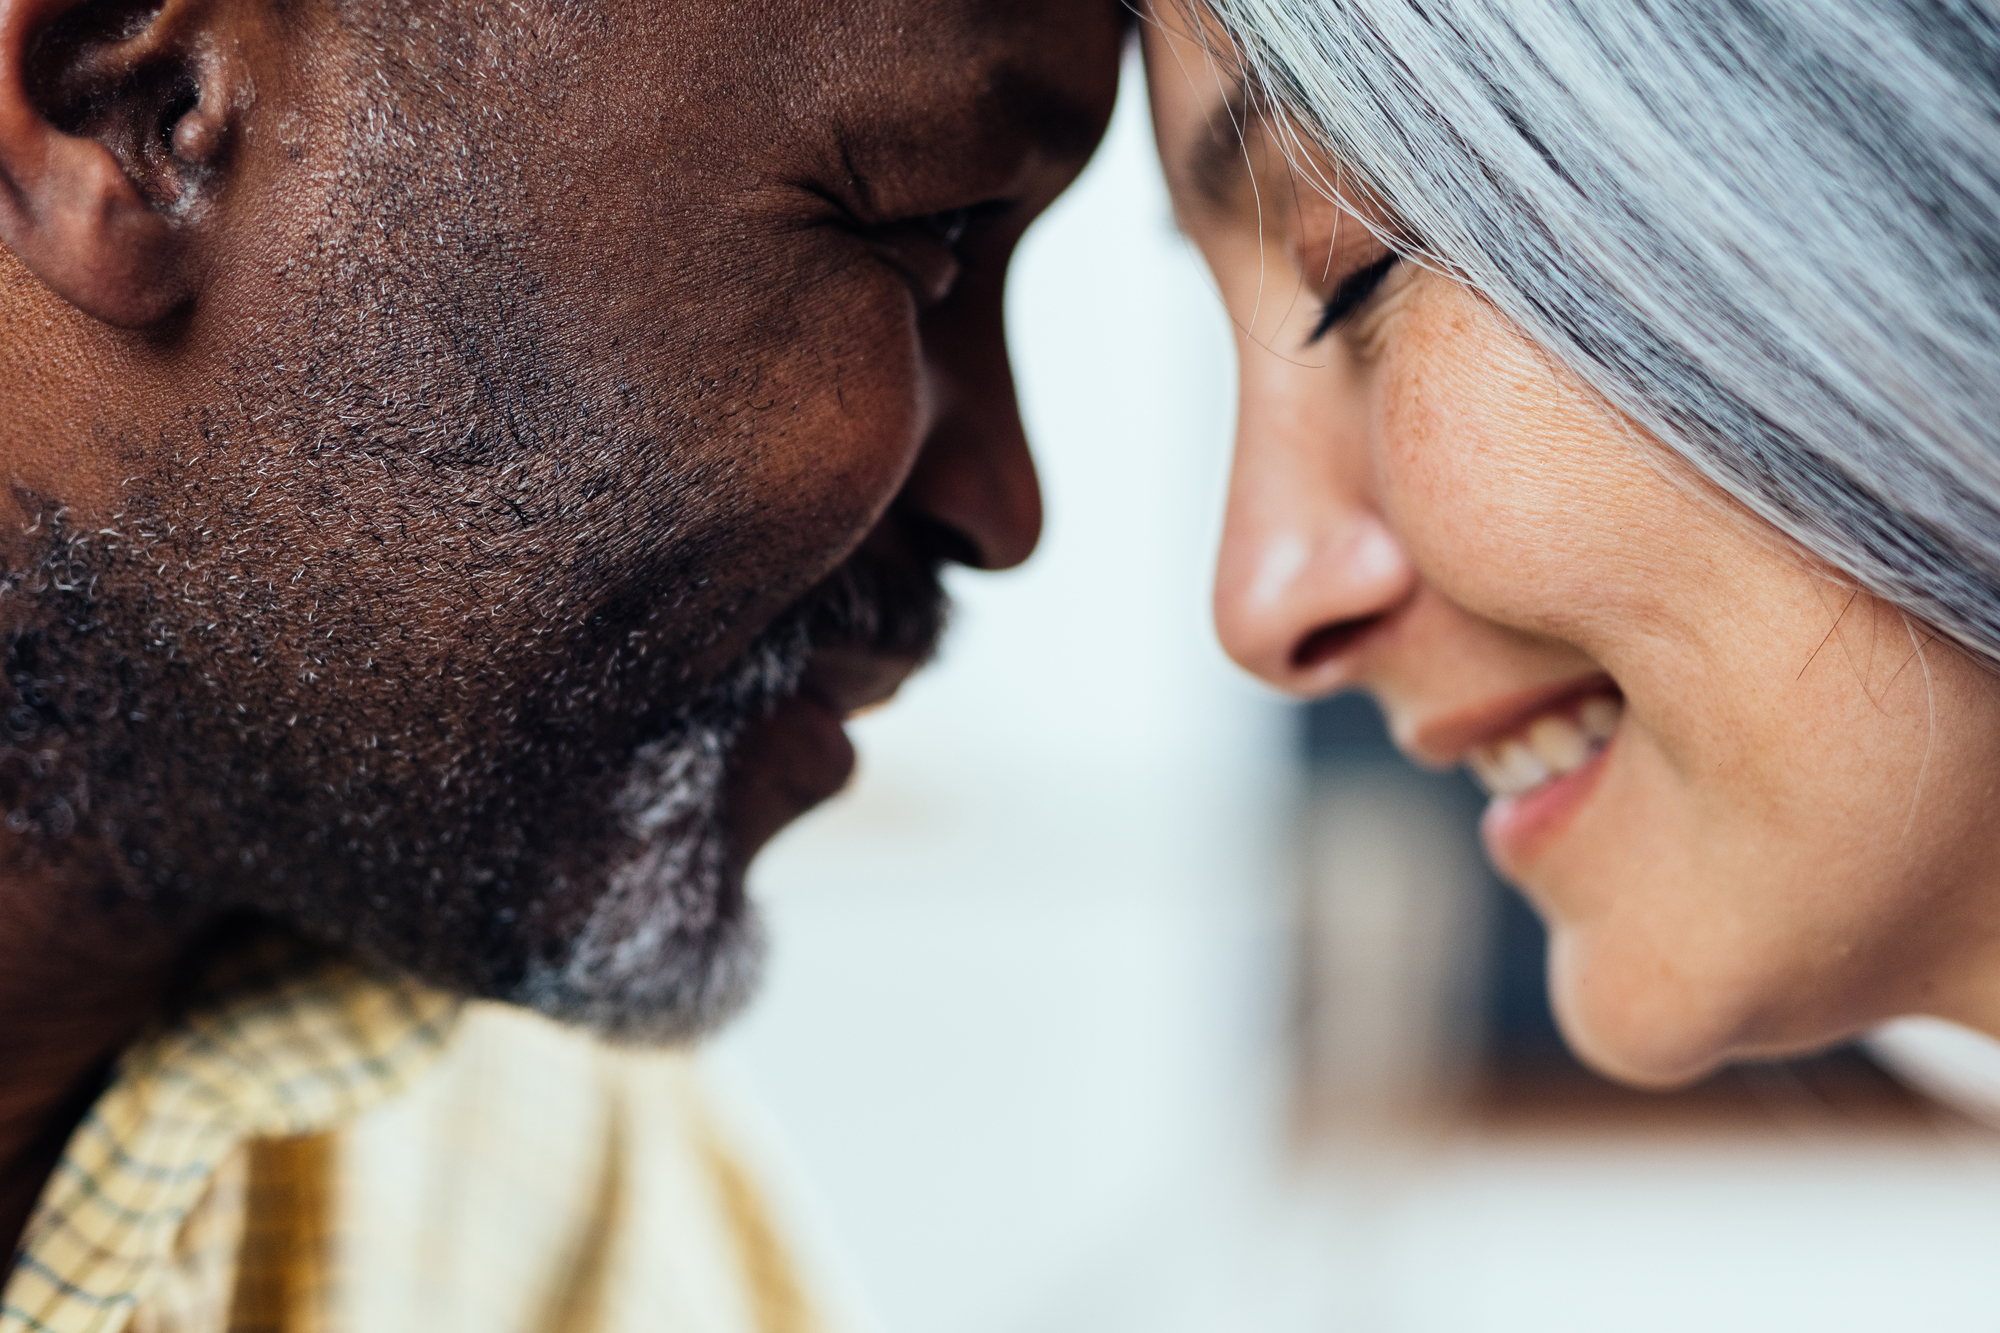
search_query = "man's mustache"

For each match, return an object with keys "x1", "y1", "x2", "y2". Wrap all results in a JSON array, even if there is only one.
[
  {"x1": 796, "y1": 543, "x2": 950, "y2": 667},
  {"x1": 685, "y1": 521, "x2": 952, "y2": 730}
]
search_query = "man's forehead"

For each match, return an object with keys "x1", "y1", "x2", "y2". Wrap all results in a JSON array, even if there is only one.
[{"x1": 773, "y1": 0, "x2": 1120, "y2": 156}]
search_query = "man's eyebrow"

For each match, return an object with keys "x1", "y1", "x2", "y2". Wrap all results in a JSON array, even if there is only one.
[{"x1": 1187, "y1": 79, "x2": 1260, "y2": 210}]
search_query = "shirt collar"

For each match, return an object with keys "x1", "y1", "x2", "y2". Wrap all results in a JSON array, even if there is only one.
[{"x1": 2, "y1": 928, "x2": 460, "y2": 1333}]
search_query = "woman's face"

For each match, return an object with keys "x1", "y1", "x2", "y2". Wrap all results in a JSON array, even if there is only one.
[{"x1": 1146, "y1": 20, "x2": 2000, "y2": 1085}]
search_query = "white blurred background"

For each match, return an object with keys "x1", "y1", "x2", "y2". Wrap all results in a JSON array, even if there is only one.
[{"x1": 714, "y1": 49, "x2": 2000, "y2": 1333}]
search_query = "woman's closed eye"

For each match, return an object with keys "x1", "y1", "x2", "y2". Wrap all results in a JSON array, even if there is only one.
[{"x1": 1306, "y1": 251, "x2": 1400, "y2": 346}]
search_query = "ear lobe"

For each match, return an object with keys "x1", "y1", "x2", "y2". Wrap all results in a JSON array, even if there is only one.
[{"x1": 0, "y1": 0, "x2": 246, "y2": 328}]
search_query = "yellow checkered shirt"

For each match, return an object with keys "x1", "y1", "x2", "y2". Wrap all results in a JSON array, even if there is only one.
[{"x1": 1, "y1": 933, "x2": 833, "y2": 1333}]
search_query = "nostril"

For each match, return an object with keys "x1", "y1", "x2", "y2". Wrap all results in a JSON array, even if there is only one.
[
  {"x1": 898, "y1": 508, "x2": 984, "y2": 569},
  {"x1": 1291, "y1": 617, "x2": 1377, "y2": 672}
]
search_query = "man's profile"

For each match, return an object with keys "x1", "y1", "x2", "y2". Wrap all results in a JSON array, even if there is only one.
[{"x1": 0, "y1": 0, "x2": 1125, "y2": 1324}]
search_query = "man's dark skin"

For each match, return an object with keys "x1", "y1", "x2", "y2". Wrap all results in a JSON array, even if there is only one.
[{"x1": 0, "y1": 0, "x2": 1124, "y2": 1264}]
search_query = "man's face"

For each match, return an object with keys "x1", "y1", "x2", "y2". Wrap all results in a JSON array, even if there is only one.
[{"x1": 0, "y1": 0, "x2": 1124, "y2": 1037}]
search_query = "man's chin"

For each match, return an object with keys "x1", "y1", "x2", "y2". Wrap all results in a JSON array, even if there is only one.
[
  {"x1": 496, "y1": 695, "x2": 843, "y2": 1046},
  {"x1": 509, "y1": 906, "x2": 767, "y2": 1047}
]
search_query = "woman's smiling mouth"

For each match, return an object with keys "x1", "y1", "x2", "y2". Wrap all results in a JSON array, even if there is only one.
[
  {"x1": 1466, "y1": 694, "x2": 1623, "y2": 798},
  {"x1": 1463, "y1": 689, "x2": 1624, "y2": 874},
  {"x1": 1400, "y1": 676, "x2": 1626, "y2": 877}
]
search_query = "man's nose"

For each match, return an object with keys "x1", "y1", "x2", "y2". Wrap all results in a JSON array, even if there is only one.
[
  {"x1": 1212, "y1": 354, "x2": 1418, "y2": 697},
  {"x1": 896, "y1": 302, "x2": 1042, "y2": 571}
]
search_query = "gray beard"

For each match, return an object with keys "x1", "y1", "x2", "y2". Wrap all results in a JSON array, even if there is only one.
[
  {"x1": 514, "y1": 543, "x2": 947, "y2": 1042},
  {"x1": 0, "y1": 505, "x2": 945, "y2": 1047},
  {"x1": 512, "y1": 719, "x2": 762, "y2": 1044}
]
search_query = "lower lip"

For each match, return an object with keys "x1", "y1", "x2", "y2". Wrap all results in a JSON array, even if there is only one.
[
  {"x1": 723, "y1": 693, "x2": 858, "y2": 858},
  {"x1": 773, "y1": 693, "x2": 857, "y2": 802},
  {"x1": 1479, "y1": 737, "x2": 1612, "y2": 875}
]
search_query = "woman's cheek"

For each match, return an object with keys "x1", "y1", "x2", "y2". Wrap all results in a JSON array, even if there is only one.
[
  {"x1": 1371, "y1": 288, "x2": 1594, "y2": 621},
  {"x1": 1359, "y1": 282, "x2": 1792, "y2": 1082},
  {"x1": 1372, "y1": 281, "x2": 1730, "y2": 677}
]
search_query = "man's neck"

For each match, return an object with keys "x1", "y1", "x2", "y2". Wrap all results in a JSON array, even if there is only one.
[{"x1": 0, "y1": 869, "x2": 191, "y2": 1266}]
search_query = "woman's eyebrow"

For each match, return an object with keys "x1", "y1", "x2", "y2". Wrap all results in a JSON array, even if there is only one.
[{"x1": 1186, "y1": 81, "x2": 1261, "y2": 209}]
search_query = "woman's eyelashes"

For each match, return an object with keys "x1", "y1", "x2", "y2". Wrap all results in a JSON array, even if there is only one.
[{"x1": 1306, "y1": 251, "x2": 1401, "y2": 345}]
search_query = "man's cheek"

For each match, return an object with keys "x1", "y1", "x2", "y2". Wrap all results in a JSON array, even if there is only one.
[
  {"x1": 565, "y1": 280, "x2": 933, "y2": 693},
  {"x1": 748, "y1": 285, "x2": 932, "y2": 552}
]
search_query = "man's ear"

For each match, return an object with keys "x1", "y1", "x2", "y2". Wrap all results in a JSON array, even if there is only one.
[{"x1": 0, "y1": 0, "x2": 252, "y2": 328}]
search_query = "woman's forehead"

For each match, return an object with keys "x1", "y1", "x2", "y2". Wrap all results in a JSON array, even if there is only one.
[{"x1": 1147, "y1": 22, "x2": 1384, "y2": 244}]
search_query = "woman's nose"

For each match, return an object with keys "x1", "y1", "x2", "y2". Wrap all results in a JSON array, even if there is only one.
[{"x1": 1213, "y1": 426, "x2": 1418, "y2": 696}]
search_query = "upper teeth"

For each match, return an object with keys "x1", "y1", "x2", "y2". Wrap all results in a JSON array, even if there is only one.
[{"x1": 1467, "y1": 696, "x2": 1622, "y2": 798}]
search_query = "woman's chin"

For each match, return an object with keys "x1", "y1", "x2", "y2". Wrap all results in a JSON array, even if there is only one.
[{"x1": 1544, "y1": 929, "x2": 1741, "y2": 1090}]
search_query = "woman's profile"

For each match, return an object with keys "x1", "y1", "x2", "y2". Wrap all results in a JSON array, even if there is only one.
[{"x1": 1144, "y1": 0, "x2": 2000, "y2": 1087}]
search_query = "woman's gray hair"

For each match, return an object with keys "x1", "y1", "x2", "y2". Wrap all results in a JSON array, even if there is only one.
[{"x1": 1203, "y1": 0, "x2": 2000, "y2": 663}]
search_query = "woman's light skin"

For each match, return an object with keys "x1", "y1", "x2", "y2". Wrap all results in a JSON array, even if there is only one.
[{"x1": 1145, "y1": 12, "x2": 2000, "y2": 1087}]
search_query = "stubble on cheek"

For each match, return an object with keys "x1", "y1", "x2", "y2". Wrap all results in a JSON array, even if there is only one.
[{"x1": 0, "y1": 331, "x2": 874, "y2": 1024}]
